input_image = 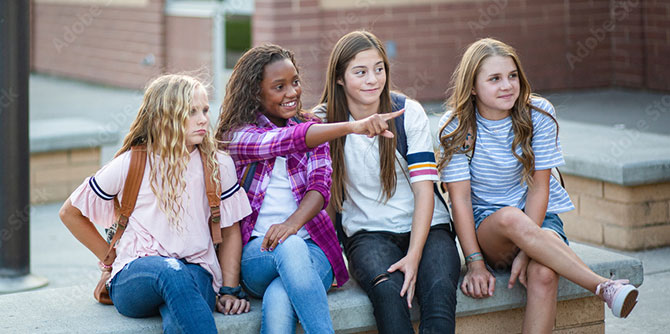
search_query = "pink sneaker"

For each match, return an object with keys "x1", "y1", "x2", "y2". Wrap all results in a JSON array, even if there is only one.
[{"x1": 596, "y1": 279, "x2": 638, "y2": 318}]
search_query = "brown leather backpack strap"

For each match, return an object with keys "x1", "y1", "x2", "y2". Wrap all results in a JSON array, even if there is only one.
[
  {"x1": 102, "y1": 145, "x2": 147, "y2": 264},
  {"x1": 200, "y1": 148, "x2": 222, "y2": 245}
]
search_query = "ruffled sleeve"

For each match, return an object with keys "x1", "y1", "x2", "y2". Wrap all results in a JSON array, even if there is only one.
[
  {"x1": 69, "y1": 152, "x2": 130, "y2": 228},
  {"x1": 217, "y1": 151, "x2": 252, "y2": 228}
]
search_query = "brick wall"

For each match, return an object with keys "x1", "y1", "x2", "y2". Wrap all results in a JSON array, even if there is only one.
[
  {"x1": 30, "y1": 148, "x2": 100, "y2": 204},
  {"x1": 359, "y1": 296, "x2": 604, "y2": 334},
  {"x1": 31, "y1": 0, "x2": 165, "y2": 89},
  {"x1": 644, "y1": 0, "x2": 670, "y2": 91},
  {"x1": 254, "y1": 0, "x2": 669, "y2": 107},
  {"x1": 560, "y1": 174, "x2": 670, "y2": 250},
  {"x1": 165, "y1": 15, "x2": 214, "y2": 95}
]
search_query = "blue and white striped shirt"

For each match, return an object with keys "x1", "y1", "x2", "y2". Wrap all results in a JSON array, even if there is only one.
[{"x1": 439, "y1": 97, "x2": 574, "y2": 214}]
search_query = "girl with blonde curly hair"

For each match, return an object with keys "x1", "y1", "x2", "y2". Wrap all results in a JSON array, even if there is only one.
[
  {"x1": 439, "y1": 38, "x2": 639, "y2": 333},
  {"x1": 60, "y1": 74, "x2": 252, "y2": 333}
]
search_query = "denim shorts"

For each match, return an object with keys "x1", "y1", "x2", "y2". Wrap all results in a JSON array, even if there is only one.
[{"x1": 473, "y1": 207, "x2": 569, "y2": 245}]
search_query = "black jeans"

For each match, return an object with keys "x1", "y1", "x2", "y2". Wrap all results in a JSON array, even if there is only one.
[{"x1": 345, "y1": 224, "x2": 460, "y2": 334}]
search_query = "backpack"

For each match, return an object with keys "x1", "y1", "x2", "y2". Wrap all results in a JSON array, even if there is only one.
[{"x1": 94, "y1": 145, "x2": 222, "y2": 305}]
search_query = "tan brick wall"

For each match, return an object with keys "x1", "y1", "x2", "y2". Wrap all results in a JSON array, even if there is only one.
[
  {"x1": 561, "y1": 174, "x2": 670, "y2": 250},
  {"x1": 356, "y1": 296, "x2": 604, "y2": 333},
  {"x1": 30, "y1": 148, "x2": 100, "y2": 204}
]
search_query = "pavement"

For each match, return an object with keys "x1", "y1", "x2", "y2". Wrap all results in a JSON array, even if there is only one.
[{"x1": 4, "y1": 74, "x2": 670, "y2": 332}]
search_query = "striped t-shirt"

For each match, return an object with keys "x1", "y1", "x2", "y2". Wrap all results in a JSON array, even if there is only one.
[
  {"x1": 316, "y1": 98, "x2": 450, "y2": 235},
  {"x1": 439, "y1": 97, "x2": 574, "y2": 214}
]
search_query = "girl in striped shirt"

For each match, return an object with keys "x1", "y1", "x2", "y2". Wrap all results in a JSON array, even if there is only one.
[
  {"x1": 439, "y1": 38, "x2": 638, "y2": 333},
  {"x1": 215, "y1": 44, "x2": 402, "y2": 334},
  {"x1": 316, "y1": 30, "x2": 461, "y2": 333}
]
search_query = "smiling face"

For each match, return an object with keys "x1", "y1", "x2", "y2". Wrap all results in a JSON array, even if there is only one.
[
  {"x1": 339, "y1": 48, "x2": 386, "y2": 113},
  {"x1": 259, "y1": 58, "x2": 301, "y2": 127},
  {"x1": 185, "y1": 84, "x2": 210, "y2": 152},
  {"x1": 472, "y1": 55, "x2": 520, "y2": 120}
]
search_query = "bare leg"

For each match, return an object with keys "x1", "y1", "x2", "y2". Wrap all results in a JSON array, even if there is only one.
[
  {"x1": 476, "y1": 207, "x2": 607, "y2": 293},
  {"x1": 522, "y1": 258, "x2": 559, "y2": 334}
]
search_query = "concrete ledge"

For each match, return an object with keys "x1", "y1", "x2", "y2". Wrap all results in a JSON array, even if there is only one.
[
  {"x1": 559, "y1": 120, "x2": 670, "y2": 186},
  {"x1": 30, "y1": 118, "x2": 120, "y2": 153},
  {"x1": 0, "y1": 243, "x2": 643, "y2": 333}
]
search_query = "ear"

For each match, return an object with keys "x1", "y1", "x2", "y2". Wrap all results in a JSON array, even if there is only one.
[
  {"x1": 337, "y1": 78, "x2": 344, "y2": 86},
  {"x1": 471, "y1": 88, "x2": 477, "y2": 96}
]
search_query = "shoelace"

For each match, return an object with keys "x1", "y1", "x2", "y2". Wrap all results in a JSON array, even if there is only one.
[{"x1": 596, "y1": 278, "x2": 630, "y2": 305}]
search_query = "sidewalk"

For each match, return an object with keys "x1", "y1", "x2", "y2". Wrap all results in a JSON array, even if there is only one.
[{"x1": 15, "y1": 74, "x2": 670, "y2": 332}]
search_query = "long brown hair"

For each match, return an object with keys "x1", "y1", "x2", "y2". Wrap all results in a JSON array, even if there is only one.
[
  {"x1": 437, "y1": 38, "x2": 558, "y2": 186},
  {"x1": 319, "y1": 30, "x2": 397, "y2": 212},
  {"x1": 215, "y1": 44, "x2": 310, "y2": 146},
  {"x1": 117, "y1": 74, "x2": 220, "y2": 229}
]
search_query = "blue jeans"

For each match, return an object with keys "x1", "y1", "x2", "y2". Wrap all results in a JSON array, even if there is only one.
[
  {"x1": 109, "y1": 256, "x2": 217, "y2": 334},
  {"x1": 241, "y1": 235, "x2": 334, "y2": 334},
  {"x1": 345, "y1": 224, "x2": 460, "y2": 334}
]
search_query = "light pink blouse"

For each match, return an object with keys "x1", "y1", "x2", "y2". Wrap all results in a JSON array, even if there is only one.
[{"x1": 69, "y1": 148, "x2": 252, "y2": 291}]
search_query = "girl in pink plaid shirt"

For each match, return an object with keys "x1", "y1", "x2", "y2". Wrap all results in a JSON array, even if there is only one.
[{"x1": 215, "y1": 44, "x2": 403, "y2": 334}]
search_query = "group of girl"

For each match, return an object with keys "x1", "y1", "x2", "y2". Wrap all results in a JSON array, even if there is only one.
[{"x1": 60, "y1": 30, "x2": 638, "y2": 334}]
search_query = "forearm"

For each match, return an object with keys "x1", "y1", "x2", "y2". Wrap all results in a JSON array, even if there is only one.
[
  {"x1": 285, "y1": 190, "x2": 324, "y2": 228},
  {"x1": 406, "y1": 181, "x2": 433, "y2": 260},
  {"x1": 304, "y1": 122, "x2": 353, "y2": 148},
  {"x1": 59, "y1": 199, "x2": 110, "y2": 261},
  {"x1": 524, "y1": 170, "x2": 550, "y2": 226},
  {"x1": 219, "y1": 222, "x2": 243, "y2": 287},
  {"x1": 446, "y1": 181, "x2": 481, "y2": 257}
]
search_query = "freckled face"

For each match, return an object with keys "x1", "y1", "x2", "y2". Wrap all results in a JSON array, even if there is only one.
[
  {"x1": 339, "y1": 48, "x2": 386, "y2": 109},
  {"x1": 472, "y1": 55, "x2": 520, "y2": 120},
  {"x1": 185, "y1": 85, "x2": 209, "y2": 153},
  {"x1": 259, "y1": 58, "x2": 301, "y2": 127}
]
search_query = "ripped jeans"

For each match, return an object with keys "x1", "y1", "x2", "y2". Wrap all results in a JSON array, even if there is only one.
[
  {"x1": 344, "y1": 224, "x2": 461, "y2": 334},
  {"x1": 109, "y1": 256, "x2": 217, "y2": 334}
]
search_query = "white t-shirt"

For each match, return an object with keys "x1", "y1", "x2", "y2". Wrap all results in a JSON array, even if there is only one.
[
  {"x1": 316, "y1": 97, "x2": 451, "y2": 236},
  {"x1": 252, "y1": 157, "x2": 310, "y2": 239}
]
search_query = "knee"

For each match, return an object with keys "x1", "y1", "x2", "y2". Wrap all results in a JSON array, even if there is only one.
[
  {"x1": 527, "y1": 262, "x2": 558, "y2": 290},
  {"x1": 495, "y1": 207, "x2": 529, "y2": 235},
  {"x1": 275, "y1": 235, "x2": 308, "y2": 255},
  {"x1": 368, "y1": 273, "x2": 402, "y2": 301}
]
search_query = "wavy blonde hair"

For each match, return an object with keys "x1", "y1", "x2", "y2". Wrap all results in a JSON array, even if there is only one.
[
  {"x1": 438, "y1": 38, "x2": 557, "y2": 186},
  {"x1": 117, "y1": 74, "x2": 220, "y2": 229},
  {"x1": 318, "y1": 30, "x2": 398, "y2": 212}
]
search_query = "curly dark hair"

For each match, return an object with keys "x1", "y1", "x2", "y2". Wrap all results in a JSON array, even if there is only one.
[{"x1": 215, "y1": 44, "x2": 307, "y2": 147}]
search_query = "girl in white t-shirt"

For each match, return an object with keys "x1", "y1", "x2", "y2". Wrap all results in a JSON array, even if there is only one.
[
  {"x1": 59, "y1": 74, "x2": 252, "y2": 333},
  {"x1": 215, "y1": 44, "x2": 401, "y2": 334},
  {"x1": 316, "y1": 30, "x2": 461, "y2": 333},
  {"x1": 439, "y1": 38, "x2": 639, "y2": 332}
]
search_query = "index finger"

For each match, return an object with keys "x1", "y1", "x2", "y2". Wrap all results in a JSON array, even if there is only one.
[{"x1": 380, "y1": 108, "x2": 405, "y2": 121}]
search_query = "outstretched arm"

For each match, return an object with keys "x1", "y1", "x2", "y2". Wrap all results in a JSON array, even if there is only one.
[{"x1": 304, "y1": 109, "x2": 404, "y2": 148}]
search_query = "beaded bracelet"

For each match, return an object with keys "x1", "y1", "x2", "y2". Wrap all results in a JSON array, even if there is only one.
[
  {"x1": 465, "y1": 252, "x2": 484, "y2": 265},
  {"x1": 218, "y1": 286, "x2": 249, "y2": 300},
  {"x1": 98, "y1": 261, "x2": 112, "y2": 272}
]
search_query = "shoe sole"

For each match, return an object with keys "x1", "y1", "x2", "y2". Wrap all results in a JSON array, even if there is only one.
[{"x1": 618, "y1": 288, "x2": 638, "y2": 318}]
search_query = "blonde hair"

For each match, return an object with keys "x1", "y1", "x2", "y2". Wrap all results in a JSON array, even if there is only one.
[
  {"x1": 438, "y1": 38, "x2": 557, "y2": 186},
  {"x1": 117, "y1": 74, "x2": 220, "y2": 229},
  {"x1": 318, "y1": 30, "x2": 398, "y2": 212}
]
